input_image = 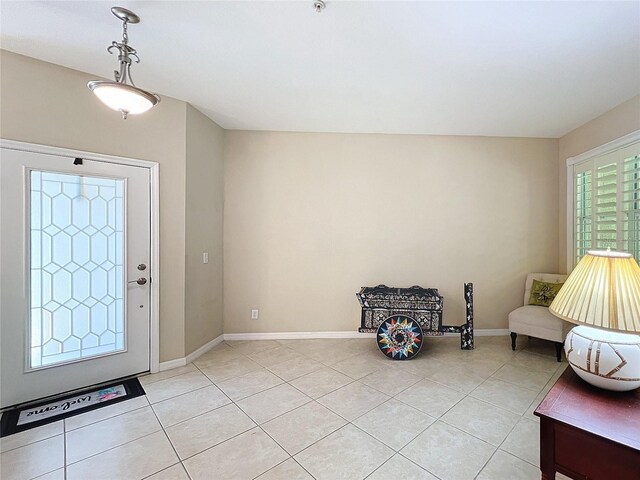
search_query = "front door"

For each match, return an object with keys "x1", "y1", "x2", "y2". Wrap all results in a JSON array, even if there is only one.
[{"x1": 1, "y1": 146, "x2": 151, "y2": 408}]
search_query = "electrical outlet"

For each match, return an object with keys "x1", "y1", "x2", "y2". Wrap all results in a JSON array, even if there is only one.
[
  {"x1": 251, "y1": 309, "x2": 259, "y2": 320},
  {"x1": 202, "y1": 252, "x2": 209, "y2": 264}
]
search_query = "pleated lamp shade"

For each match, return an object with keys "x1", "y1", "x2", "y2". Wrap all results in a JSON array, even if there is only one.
[{"x1": 549, "y1": 250, "x2": 640, "y2": 333}]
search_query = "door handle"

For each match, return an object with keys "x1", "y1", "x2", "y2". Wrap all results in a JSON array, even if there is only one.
[{"x1": 128, "y1": 278, "x2": 147, "y2": 285}]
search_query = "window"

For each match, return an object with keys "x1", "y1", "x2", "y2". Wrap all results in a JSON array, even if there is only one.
[{"x1": 568, "y1": 137, "x2": 640, "y2": 268}]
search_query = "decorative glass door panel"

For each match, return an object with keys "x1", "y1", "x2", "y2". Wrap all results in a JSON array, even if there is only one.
[
  {"x1": 29, "y1": 171, "x2": 126, "y2": 369},
  {"x1": 1, "y1": 145, "x2": 151, "y2": 408}
]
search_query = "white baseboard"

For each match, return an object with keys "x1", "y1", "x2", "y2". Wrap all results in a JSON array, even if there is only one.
[
  {"x1": 158, "y1": 334, "x2": 224, "y2": 371},
  {"x1": 158, "y1": 358, "x2": 186, "y2": 371},
  {"x1": 223, "y1": 331, "x2": 376, "y2": 341},
  {"x1": 186, "y1": 334, "x2": 225, "y2": 364},
  {"x1": 474, "y1": 329, "x2": 510, "y2": 336},
  {"x1": 158, "y1": 329, "x2": 509, "y2": 371},
  {"x1": 224, "y1": 329, "x2": 509, "y2": 341}
]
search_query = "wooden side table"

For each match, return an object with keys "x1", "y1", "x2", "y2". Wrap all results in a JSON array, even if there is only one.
[{"x1": 534, "y1": 367, "x2": 640, "y2": 480}]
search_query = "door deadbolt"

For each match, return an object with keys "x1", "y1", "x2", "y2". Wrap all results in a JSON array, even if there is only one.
[
  {"x1": 137, "y1": 264, "x2": 147, "y2": 271},
  {"x1": 128, "y1": 278, "x2": 147, "y2": 285}
]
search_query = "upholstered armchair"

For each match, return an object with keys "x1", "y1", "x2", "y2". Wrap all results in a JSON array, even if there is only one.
[{"x1": 508, "y1": 273, "x2": 570, "y2": 362}]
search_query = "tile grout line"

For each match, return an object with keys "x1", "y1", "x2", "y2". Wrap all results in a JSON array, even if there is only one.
[
  {"x1": 6, "y1": 339, "x2": 558, "y2": 480},
  {"x1": 352, "y1": 398, "x2": 435, "y2": 452},
  {"x1": 61, "y1": 428, "x2": 164, "y2": 472},
  {"x1": 145, "y1": 399, "x2": 193, "y2": 480},
  {"x1": 247, "y1": 457, "x2": 291, "y2": 480},
  {"x1": 64, "y1": 401, "x2": 150, "y2": 433},
  {"x1": 17, "y1": 434, "x2": 67, "y2": 480},
  {"x1": 0, "y1": 427, "x2": 65, "y2": 455},
  {"x1": 63, "y1": 418, "x2": 67, "y2": 480},
  {"x1": 382, "y1": 354, "x2": 538, "y2": 478},
  {"x1": 139, "y1": 462, "x2": 186, "y2": 480},
  {"x1": 149, "y1": 373, "x2": 236, "y2": 429},
  {"x1": 282, "y1": 401, "x2": 347, "y2": 454},
  {"x1": 289, "y1": 457, "x2": 318, "y2": 480},
  {"x1": 251, "y1": 419, "x2": 319, "y2": 480},
  {"x1": 471, "y1": 445, "x2": 502, "y2": 480},
  {"x1": 195, "y1": 338, "x2": 544, "y2": 480},
  {"x1": 173, "y1": 425, "x2": 258, "y2": 463},
  {"x1": 146, "y1": 380, "x2": 211, "y2": 404},
  {"x1": 236, "y1": 352, "x2": 405, "y2": 477},
  {"x1": 138, "y1": 364, "x2": 199, "y2": 387},
  {"x1": 395, "y1": 451, "x2": 447, "y2": 480},
  {"x1": 279, "y1": 338, "x2": 554, "y2": 476}
]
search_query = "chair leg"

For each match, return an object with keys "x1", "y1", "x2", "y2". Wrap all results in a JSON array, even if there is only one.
[
  {"x1": 510, "y1": 332, "x2": 517, "y2": 351},
  {"x1": 555, "y1": 342, "x2": 563, "y2": 362}
]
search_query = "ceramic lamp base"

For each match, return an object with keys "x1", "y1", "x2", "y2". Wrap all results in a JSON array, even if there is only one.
[{"x1": 565, "y1": 325, "x2": 640, "y2": 391}]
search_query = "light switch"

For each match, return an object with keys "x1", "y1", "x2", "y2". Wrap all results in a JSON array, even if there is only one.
[{"x1": 203, "y1": 252, "x2": 209, "y2": 264}]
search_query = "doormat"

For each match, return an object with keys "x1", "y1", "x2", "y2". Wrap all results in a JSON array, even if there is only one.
[{"x1": 0, "y1": 377, "x2": 145, "y2": 437}]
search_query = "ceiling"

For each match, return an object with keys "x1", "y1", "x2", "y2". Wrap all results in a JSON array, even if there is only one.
[{"x1": 1, "y1": 1, "x2": 639, "y2": 138}]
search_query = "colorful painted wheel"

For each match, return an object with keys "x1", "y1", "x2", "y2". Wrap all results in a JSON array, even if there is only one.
[{"x1": 376, "y1": 314, "x2": 423, "y2": 360}]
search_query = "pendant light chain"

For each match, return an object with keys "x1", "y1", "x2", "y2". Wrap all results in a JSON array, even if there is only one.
[{"x1": 108, "y1": 15, "x2": 140, "y2": 87}]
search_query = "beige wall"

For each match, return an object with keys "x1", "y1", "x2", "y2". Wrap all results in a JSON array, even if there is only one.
[
  {"x1": 0, "y1": 50, "x2": 195, "y2": 362},
  {"x1": 8, "y1": 48, "x2": 634, "y2": 352},
  {"x1": 224, "y1": 131, "x2": 559, "y2": 333},
  {"x1": 185, "y1": 105, "x2": 225, "y2": 354},
  {"x1": 558, "y1": 95, "x2": 640, "y2": 273}
]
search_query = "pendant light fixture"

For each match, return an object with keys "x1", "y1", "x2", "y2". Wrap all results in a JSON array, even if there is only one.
[{"x1": 88, "y1": 7, "x2": 160, "y2": 119}]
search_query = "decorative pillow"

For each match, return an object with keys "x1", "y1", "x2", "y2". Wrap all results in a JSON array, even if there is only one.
[{"x1": 528, "y1": 280, "x2": 564, "y2": 307}]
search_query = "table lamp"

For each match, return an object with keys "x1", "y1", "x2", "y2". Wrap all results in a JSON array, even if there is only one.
[{"x1": 549, "y1": 250, "x2": 640, "y2": 391}]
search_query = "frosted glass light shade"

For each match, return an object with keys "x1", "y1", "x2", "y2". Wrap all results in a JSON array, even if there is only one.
[
  {"x1": 549, "y1": 250, "x2": 640, "y2": 333},
  {"x1": 87, "y1": 81, "x2": 160, "y2": 116}
]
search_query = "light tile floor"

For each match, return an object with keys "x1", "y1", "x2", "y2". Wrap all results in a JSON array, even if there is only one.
[{"x1": 0, "y1": 336, "x2": 575, "y2": 480}]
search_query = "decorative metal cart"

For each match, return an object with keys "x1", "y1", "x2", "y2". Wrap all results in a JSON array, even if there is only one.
[{"x1": 356, "y1": 283, "x2": 474, "y2": 350}]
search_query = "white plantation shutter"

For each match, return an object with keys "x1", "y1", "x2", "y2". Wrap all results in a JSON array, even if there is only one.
[
  {"x1": 574, "y1": 167, "x2": 592, "y2": 264},
  {"x1": 621, "y1": 146, "x2": 640, "y2": 258},
  {"x1": 570, "y1": 140, "x2": 640, "y2": 267},
  {"x1": 594, "y1": 160, "x2": 617, "y2": 250}
]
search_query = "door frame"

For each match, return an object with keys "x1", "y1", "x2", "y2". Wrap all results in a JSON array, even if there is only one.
[{"x1": 0, "y1": 139, "x2": 161, "y2": 374}]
